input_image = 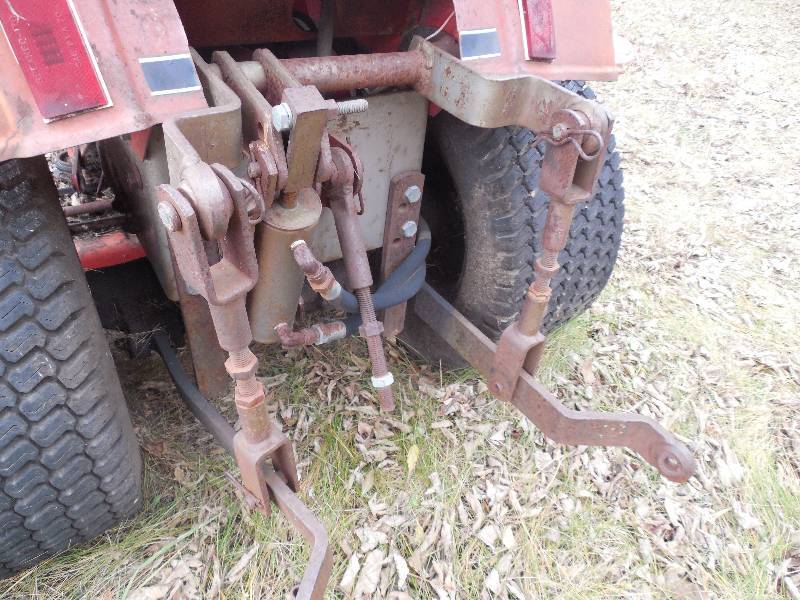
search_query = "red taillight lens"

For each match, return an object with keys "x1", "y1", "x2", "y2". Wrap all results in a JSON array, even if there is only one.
[
  {"x1": 0, "y1": 0, "x2": 109, "y2": 120},
  {"x1": 518, "y1": 0, "x2": 556, "y2": 61}
]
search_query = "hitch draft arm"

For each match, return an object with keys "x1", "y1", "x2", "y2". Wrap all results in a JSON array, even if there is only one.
[
  {"x1": 414, "y1": 285, "x2": 695, "y2": 483},
  {"x1": 153, "y1": 333, "x2": 332, "y2": 599}
]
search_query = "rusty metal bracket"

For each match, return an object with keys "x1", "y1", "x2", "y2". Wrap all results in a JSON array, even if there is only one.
[
  {"x1": 380, "y1": 171, "x2": 425, "y2": 338},
  {"x1": 411, "y1": 37, "x2": 612, "y2": 140},
  {"x1": 414, "y1": 284, "x2": 696, "y2": 483},
  {"x1": 490, "y1": 326, "x2": 545, "y2": 402},
  {"x1": 212, "y1": 49, "x2": 288, "y2": 207},
  {"x1": 253, "y1": 48, "x2": 337, "y2": 209}
]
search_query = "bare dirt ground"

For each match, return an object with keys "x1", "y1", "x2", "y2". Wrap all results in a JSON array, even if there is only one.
[{"x1": 3, "y1": 0, "x2": 799, "y2": 598}]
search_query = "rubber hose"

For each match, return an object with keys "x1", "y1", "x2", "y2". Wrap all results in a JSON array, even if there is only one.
[
  {"x1": 328, "y1": 221, "x2": 431, "y2": 313},
  {"x1": 152, "y1": 332, "x2": 235, "y2": 454}
]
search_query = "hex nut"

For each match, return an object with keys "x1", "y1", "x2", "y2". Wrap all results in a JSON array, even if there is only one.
[
  {"x1": 158, "y1": 202, "x2": 180, "y2": 232},
  {"x1": 224, "y1": 351, "x2": 258, "y2": 381},
  {"x1": 401, "y1": 220, "x2": 418, "y2": 238},
  {"x1": 403, "y1": 185, "x2": 422, "y2": 204}
]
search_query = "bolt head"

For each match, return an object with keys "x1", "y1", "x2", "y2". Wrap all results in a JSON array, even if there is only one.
[
  {"x1": 403, "y1": 185, "x2": 422, "y2": 204},
  {"x1": 552, "y1": 122, "x2": 568, "y2": 141},
  {"x1": 401, "y1": 220, "x2": 417, "y2": 238},
  {"x1": 247, "y1": 161, "x2": 261, "y2": 179},
  {"x1": 272, "y1": 103, "x2": 293, "y2": 132},
  {"x1": 158, "y1": 202, "x2": 180, "y2": 232}
]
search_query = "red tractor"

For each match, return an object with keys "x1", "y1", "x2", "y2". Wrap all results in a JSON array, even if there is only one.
[{"x1": 0, "y1": 0, "x2": 694, "y2": 594}]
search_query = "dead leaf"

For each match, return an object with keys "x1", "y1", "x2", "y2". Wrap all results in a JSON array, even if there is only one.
[
  {"x1": 361, "y1": 470, "x2": 375, "y2": 496},
  {"x1": 476, "y1": 524, "x2": 500, "y2": 551},
  {"x1": 406, "y1": 444, "x2": 420, "y2": 478},
  {"x1": 225, "y1": 544, "x2": 259, "y2": 585},
  {"x1": 732, "y1": 502, "x2": 760, "y2": 531},
  {"x1": 484, "y1": 568, "x2": 501, "y2": 595},
  {"x1": 501, "y1": 526, "x2": 516, "y2": 550},
  {"x1": 339, "y1": 552, "x2": 361, "y2": 595},
  {"x1": 174, "y1": 465, "x2": 187, "y2": 484},
  {"x1": 580, "y1": 358, "x2": 596, "y2": 384},
  {"x1": 354, "y1": 549, "x2": 385, "y2": 598},
  {"x1": 392, "y1": 552, "x2": 410, "y2": 590},
  {"x1": 129, "y1": 585, "x2": 170, "y2": 600}
]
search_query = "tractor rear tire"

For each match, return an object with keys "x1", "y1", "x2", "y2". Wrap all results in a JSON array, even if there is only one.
[
  {"x1": 404, "y1": 82, "x2": 624, "y2": 364},
  {"x1": 0, "y1": 157, "x2": 142, "y2": 577}
]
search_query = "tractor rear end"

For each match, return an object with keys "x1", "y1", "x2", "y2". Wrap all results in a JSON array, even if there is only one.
[{"x1": 0, "y1": 1, "x2": 694, "y2": 595}]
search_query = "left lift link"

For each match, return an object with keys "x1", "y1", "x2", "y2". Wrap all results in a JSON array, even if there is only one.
[
  {"x1": 156, "y1": 163, "x2": 299, "y2": 510},
  {"x1": 156, "y1": 162, "x2": 332, "y2": 599}
]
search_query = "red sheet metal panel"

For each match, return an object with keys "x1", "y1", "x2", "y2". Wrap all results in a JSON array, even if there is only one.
[
  {"x1": 172, "y1": 0, "x2": 423, "y2": 48},
  {"x1": 453, "y1": 0, "x2": 619, "y2": 81},
  {"x1": 0, "y1": 0, "x2": 110, "y2": 120},
  {"x1": 0, "y1": 0, "x2": 207, "y2": 161}
]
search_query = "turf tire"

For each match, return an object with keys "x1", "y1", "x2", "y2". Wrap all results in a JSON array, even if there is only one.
[
  {"x1": 0, "y1": 156, "x2": 142, "y2": 577},
  {"x1": 403, "y1": 81, "x2": 624, "y2": 363}
]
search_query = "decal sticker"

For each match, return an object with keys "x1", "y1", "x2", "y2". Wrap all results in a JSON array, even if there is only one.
[
  {"x1": 459, "y1": 28, "x2": 502, "y2": 61},
  {"x1": 139, "y1": 54, "x2": 201, "y2": 96}
]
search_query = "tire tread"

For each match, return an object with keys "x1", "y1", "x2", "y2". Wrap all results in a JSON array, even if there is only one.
[{"x1": 0, "y1": 157, "x2": 141, "y2": 576}]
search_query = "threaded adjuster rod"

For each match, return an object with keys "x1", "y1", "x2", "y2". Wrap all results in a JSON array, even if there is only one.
[{"x1": 355, "y1": 287, "x2": 395, "y2": 411}]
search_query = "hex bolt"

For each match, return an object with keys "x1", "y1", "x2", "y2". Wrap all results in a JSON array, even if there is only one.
[
  {"x1": 336, "y1": 99, "x2": 369, "y2": 116},
  {"x1": 272, "y1": 103, "x2": 294, "y2": 132},
  {"x1": 158, "y1": 202, "x2": 181, "y2": 232},
  {"x1": 401, "y1": 220, "x2": 417, "y2": 238},
  {"x1": 403, "y1": 185, "x2": 422, "y2": 204}
]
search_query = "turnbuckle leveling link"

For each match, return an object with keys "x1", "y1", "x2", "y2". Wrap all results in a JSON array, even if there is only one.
[
  {"x1": 487, "y1": 109, "x2": 696, "y2": 483},
  {"x1": 157, "y1": 164, "x2": 302, "y2": 509}
]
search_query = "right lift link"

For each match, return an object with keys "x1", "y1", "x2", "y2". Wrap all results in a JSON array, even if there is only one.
[
  {"x1": 490, "y1": 108, "x2": 598, "y2": 401},
  {"x1": 483, "y1": 109, "x2": 696, "y2": 483}
]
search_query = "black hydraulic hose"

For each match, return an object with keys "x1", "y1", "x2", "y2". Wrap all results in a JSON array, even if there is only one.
[
  {"x1": 152, "y1": 332, "x2": 236, "y2": 455},
  {"x1": 328, "y1": 223, "x2": 431, "y2": 313},
  {"x1": 373, "y1": 241, "x2": 428, "y2": 307},
  {"x1": 375, "y1": 261, "x2": 426, "y2": 309},
  {"x1": 342, "y1": 256, "x2": 426, "y2": 336}
]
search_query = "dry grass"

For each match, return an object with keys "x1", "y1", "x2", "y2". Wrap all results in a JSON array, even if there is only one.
[{"x1": 3, "y1": 0, "x2": 800, "y2": 597}]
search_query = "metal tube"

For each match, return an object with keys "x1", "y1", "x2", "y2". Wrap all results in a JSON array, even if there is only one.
[
  {"x1": 280, "y1": 51, "x2": 426, "y2": 94},
  {"x1": 316, "y1": 0, "x2": 335, "y2": 58},
  {"x1": 63, "y1": 197, "x2": 113, "y2": 217},
  {"x1": 217, "y1": 52, "x2": 424, "y2": 95}
]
